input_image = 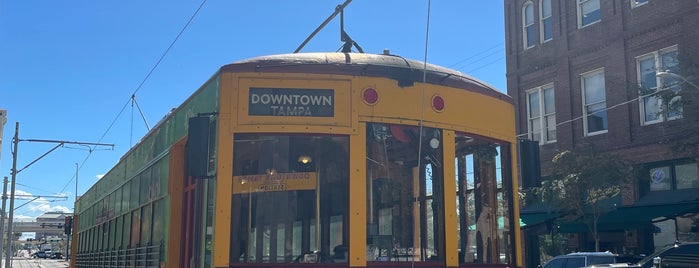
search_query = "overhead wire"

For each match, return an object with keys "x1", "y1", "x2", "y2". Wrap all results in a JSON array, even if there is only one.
[
  {"x1": 58, "y1": 0, "x2": 209, "y2": 202},
  {"x1": 448, "y1": 42, "x2": 504, "y2": 71},
  {"x1": 518, "y1": 82, "x2": 685, "y2": 138},
  {"x1": 416, "y1": 0, "x2": 431, "y2": 263}
]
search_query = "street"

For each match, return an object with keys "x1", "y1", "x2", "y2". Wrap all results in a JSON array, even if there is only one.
[{"x1": 1, "y1": 257, "x2": 69, "y2": 268}]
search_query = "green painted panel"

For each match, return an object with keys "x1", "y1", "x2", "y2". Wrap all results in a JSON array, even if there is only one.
[{"x1": 76, "y1": 75, "x2": 219, "y2": 213}]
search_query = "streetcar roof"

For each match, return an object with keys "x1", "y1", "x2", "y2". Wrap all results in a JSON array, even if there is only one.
[{"x1": 221, "y1": 52, "x2": 511, "y2": 103}]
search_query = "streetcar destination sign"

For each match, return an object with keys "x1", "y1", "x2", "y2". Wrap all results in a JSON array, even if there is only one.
[
  {"x1": 233, "y1": 172, "x2": 317, "y2": 194},
  {"x1": 249, "y1": 88, "x2": 334, "y2": 117}
]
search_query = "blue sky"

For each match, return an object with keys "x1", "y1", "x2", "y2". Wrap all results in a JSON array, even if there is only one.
[{"x1": 0, "y1": 1, "x2": 505, "y2": 221}]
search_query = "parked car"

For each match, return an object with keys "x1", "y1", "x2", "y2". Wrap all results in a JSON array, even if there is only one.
[
  {"x1": 541, "y1": 252, "x2": 618, "y2": 268},
  {"x1": 32, "y1": 251, "x2": 47, "y2": 259},
  {"x1": 584, "y1": 242, "x2": 699, "y2": 268},
  {"x1": 50, "y1": 252, "x2": 63, "y2": 259}
]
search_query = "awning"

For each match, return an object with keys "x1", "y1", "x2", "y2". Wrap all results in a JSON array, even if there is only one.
[
  {"x1": 600, "y1": 202, "x2": 699, "y2": 229},
  {"x1": 520, "y1": 212, "x2": 560, "y2": 228},
  {"x1": 556, "y1": 202, "x2": 699, "y2": 233}
]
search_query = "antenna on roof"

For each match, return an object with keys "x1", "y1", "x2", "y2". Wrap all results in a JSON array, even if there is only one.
[{"x1": 294, "y1": 0, "x2": 362, "y2": 53}]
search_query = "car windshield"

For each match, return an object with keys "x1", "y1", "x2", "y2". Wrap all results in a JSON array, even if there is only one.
[
  {"x1": 588, "y1": 256, "x2": 615, "y2": 264},
  {"x1": 636, "y1": 245, "x2": 674, "y2": 265}
]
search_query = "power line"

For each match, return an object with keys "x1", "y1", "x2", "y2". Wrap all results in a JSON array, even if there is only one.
[
  {"x1": 448, "y1": 42, "x2": 503, "y2": 70},
  {"x1": 519, "y1": 83, "x2": 687, "y2": 138},
  {"x1": 96, "y1": 0, "x2": 208, "y2": 145},
  {"x1": 62, "y1": 0, "x2": 209, "y2": 200}
]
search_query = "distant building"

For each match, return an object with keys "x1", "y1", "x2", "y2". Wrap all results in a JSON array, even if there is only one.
[
  {"x1": 504, "y1": 1, "x2": 699, "y2": 267},
  {"x1": 35, "y1": 211, "x2": 70, "y2": 240}
]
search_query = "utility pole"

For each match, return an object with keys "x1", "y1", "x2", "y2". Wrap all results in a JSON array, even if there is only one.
[
  {"x1": 0, "y1": 110, "x2": 6, "y2": 260},
  {"x1": 0, "y1": 177, "x2": 7, "y2": 259},
  {"x1": 4, "y1": 122, "x2": 114, "y2": 268},
  {"x1": 5, "y1": 123, "x2": 18, "y2": 268}
]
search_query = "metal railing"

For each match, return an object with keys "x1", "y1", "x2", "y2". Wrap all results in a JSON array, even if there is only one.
[{"x1": 75, "y1": 244, "x2": 162, "y2": 268}]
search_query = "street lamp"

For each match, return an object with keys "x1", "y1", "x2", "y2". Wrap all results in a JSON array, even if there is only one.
[{"x1": 656, "y1": 71, "x2": 699, "y2": 90}]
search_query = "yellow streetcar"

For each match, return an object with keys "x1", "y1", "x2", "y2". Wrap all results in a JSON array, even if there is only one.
[{"x1": 73, "y1": 52, "x2": 522, "y2": 268}]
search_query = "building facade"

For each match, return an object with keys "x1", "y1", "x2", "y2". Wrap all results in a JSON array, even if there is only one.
[{"x1": 504, "y1": 0, "x2": 699, "y2": 267}]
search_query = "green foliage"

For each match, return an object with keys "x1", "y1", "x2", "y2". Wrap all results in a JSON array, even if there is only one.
[
  {"x1": 540, "y1": 150, "x2": 632, "y2": 213},
  {"x1": 531, "y1": 149, "x2": 634, "y2": 250}
]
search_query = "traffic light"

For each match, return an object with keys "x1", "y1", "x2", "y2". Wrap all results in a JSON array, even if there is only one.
[{"x1": 64, "y1": 216, "x2": 73, "y2": 235}]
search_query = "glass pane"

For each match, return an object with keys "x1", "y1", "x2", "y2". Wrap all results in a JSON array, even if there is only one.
[
  {"x1": 152, "y1": 200, "x2": 165, "y2": 244},
  {"x1": 115, "y1": 188, "x2": 122, "y2": 215},
  {"x1": 546, "y1": 115, "x2": 557, "y2": 141},
  {"x1": 661, "y1": 50, "x2": 679, "y2": 74},
  {"x1": 676, "y1": 214, "x2": 699, "y2": 243},
  {"x1": 526, "y1": 26, "x2": 536, "y2": 47},
  {"x1": 676, "y1": 163, "x2": 699, "y2": 189},
  {"x1": 131, "y1": 176, "x2": 140, "y2": 209},
  {"x1": 130, "y1": 210, "x2": 141, "y2": 247},
  {"x1": 544, "y1": 88, "x2": 555, "y2": 114},
  {"x1": 639, "y1": 57, "x2": 657, "y2": 91},
  {"x1": 455, "y1": 132, "x2": 511, "y2": 264},
  {"x1": 543, "y1": 18, "x2": 553, "y2": 40},
  {"x1": 541, "y1": 0, "x2": 551, "y2": 17},
  {"x1": 584, "y1": 72, "x2": 605, "y2": 104},
  {"x1": 231, "y1": 134, "x2": 349, "y2": 263},
  {"x1": 123, "y1": 214, "x2": 131, "y2": 249},
  {"x1": 139, "y1": 170, "x2": 150, "y2": 204},
  {"x1": 123, "y1": 181, "x2": 131, "y2": 212},
  {"x1": 524, "y1": 4, "x2": 534, "y2": 24},
  {"x1": 643, "y1": 96, "x2": 661, "y2": 122},
  {"x1": 581, "y1": 0, "x2": 600, "y2": 26},
  {"x1": 115, "y1": 217, "x2": 122, "y2": 250},
  {"x1": 528, "y1": 91, "x2": 541, "y2": 118},
  {"x1": 586, "y1": 102, "x2": 608, "y2": 133},
  {"x1": 633, "y1": 0, "x2": 649, "y2": 6},
  {"x1": 366, "y1": 123, "x2": 444, "y2": 262},
  {"x1": 650, "y1": 166, "x2": 671, "y2": 191}
]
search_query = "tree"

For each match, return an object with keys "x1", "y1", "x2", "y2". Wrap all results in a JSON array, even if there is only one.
[{"x1": 534, "y1": 149, "x2": 633, "y2": 251}]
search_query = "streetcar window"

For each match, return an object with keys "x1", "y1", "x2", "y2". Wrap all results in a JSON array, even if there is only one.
[
  {"x1": 366, "y1": 123, "x2": 445, "y2": 263},
  {"x1": 454, "y1": 133, "x2": 514, "y2": 265},
  {"x1": 231, "y1": 134, "x2": 350, "y2": 264}
]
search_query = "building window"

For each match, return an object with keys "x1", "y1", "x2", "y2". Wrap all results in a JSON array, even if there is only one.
[
  {"x1": 637, "y1": 46, "x2": 681, "y2": 125},
  {"x1": 527, "y1": 84, "x2": 556, "y2": 143},
  {"x1": 631, "y1": 0, "x2": 649, "y2": 8},
  {"x1": 648, "y1": 162, "x2": 699, "y2": 191},
  {"x1": 540, "y1": 0, "x2": 552, "y2": 42},
  {"x1": 523, "y1": 1, "x2": 535, "y2": 49},
  {"x1": 577, "y1": 0, "x2": 600, "y2": 28},
  {"x1": 581, "y1": 69, "x2": 607, "y2": 135}
]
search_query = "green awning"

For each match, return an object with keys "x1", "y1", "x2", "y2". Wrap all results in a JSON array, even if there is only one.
[
  {"x1": 556, "y1": 202, "x2": 699, "y2": 233},
  {"x1": 600, "y1": 202, "x2": 699, "y2": 229},
  {"x1": 520, "y1": 212, "x2": 560, "y2": 228}
]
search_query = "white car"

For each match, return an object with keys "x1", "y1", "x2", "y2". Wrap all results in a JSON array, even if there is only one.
[{"x1": 542, "y1": 252, "x2": 617, "y2": 268}]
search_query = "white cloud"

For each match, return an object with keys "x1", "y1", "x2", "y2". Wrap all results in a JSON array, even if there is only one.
[
  {"x1": 13, "y1": 215, "x2": 35, "y2": 222},
  {"x1": 96, "y1": 174, "x2": 105, "y2": 179},
  {"x1": 13, "y1": 189, "x2": 36, "y2": 200}
]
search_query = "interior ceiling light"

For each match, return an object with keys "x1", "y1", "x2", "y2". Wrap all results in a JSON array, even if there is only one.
[{"x1": 298, "y1": 155, "x2": 312, "y2": 164}]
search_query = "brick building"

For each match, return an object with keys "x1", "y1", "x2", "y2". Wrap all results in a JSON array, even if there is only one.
[{"x1": 504, "y1": 1, "x2": 699, "y2": 267}]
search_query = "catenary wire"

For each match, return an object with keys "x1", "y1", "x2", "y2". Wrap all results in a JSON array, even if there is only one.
[
  {"x1": 416, "y1": 0, "x2": 431, "y2": 263},
  {"x1": 518, "y1": 82, "x2": 688, "y2": 138},
  {"x1": 57, "y1": 0, "x2": 209, "y2": 202}
]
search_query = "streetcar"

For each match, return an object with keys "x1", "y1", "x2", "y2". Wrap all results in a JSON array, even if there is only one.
[{"x1": 73, "y1": 52, "x2": 522, "y2": 268}]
